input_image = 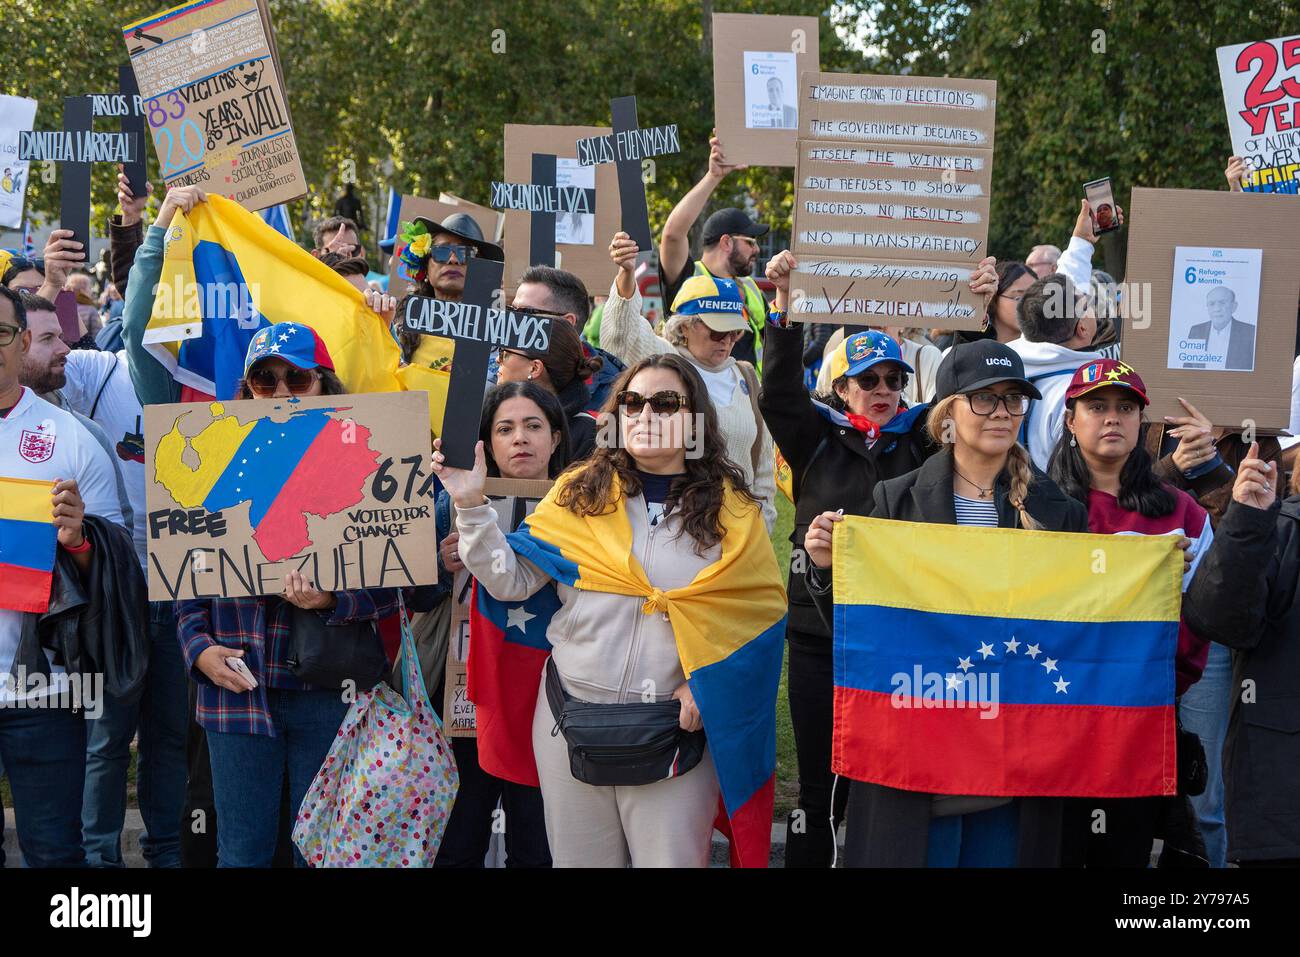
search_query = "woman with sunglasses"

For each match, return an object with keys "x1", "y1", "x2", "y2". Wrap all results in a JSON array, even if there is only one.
[
  {"x1": 431, "y1": 381, "x2": 570, "y2": 868},
  {"x1": 604, "y1": 231, "x2": 777, "y2": 531},
  {"x1": 931, "y1": 261, "x2": 1037, "y2": 350},
  {"x1": 175, "y1": 323, "x2": 403, "y2": 867},
  {"x1": 1045, "y1": 358, "x2": 1211, "y2": 866},
  {"x1": 434, "y1": 353, "x2": 785, "y2": 867},
  {"x1": 494, "y1": 316, "x2": 603, "y2": 460},
  {"x1": 759, "y1": 248, "x2": 996, "y2": 867},
  {"x1": 804, "y1": 340, "x2": 1089, "y2": 867}
]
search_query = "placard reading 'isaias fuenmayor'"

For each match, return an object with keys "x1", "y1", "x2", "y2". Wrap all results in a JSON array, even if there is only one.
[
  {"x1": 790, "y1": 72, "x2": 996, "y2": 329},
  {"x1": 145, "y1": 391, "x2": 437, "y2": 601}
]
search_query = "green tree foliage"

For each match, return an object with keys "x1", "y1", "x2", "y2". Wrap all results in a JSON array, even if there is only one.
[{"x1": 3, "y1": 0, "x2": 1297, "y2": 268}]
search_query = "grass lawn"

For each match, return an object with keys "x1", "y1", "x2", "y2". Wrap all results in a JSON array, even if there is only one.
[{"x1": 3, "y1": 501, "x2": 801, "y2": 823}]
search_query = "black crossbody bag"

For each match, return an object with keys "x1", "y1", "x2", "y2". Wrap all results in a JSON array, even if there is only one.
[
  {"x1": 545, "y1": 658, "x2": 704, "y2": 786},
  {"x1": 286, "y1": 606, "x2": 388, "y2": 691}
]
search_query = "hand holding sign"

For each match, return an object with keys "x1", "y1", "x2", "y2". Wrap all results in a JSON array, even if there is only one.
[
  {"x1": 708, "y1": 130, "x2": 747, "y2": 181},
  {"x1": 432, "y1": 437, "x2": 488, "y2": 510},
  {"x1": 1232, "y1": 441, "x2": 1277, "y2": 510}
]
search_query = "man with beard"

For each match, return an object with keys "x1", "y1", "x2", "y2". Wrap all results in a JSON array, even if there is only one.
[
  {"x1": 658, "y1": 133, "x2": 770, "y2": 369},
  {"x1": 18, "y1": 293, "x2": 188, "y2": 870}
]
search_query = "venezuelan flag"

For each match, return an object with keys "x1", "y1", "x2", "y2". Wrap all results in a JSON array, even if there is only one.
[
  {"x1": 152, "y1": 401, "x2": 380, "y2": 563},
  {"x1": 832, "y1": 517, "x2": 1182, "y2": 798},
  {"x1": 143, "y1": 195, "x2": 446, "y2": 430},
  {"x1": 498, "y1": 476, "x2": 787, "y2": 867},
  {"x1": 0, "y1": 477, "x2": 57, "y2": 614}
]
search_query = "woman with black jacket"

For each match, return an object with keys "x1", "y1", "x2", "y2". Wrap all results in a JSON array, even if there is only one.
[
  {"x1": 804, "y1": 339, "x2": 1090, "y2": 867},
  {"x1": 759, "y1": 250, "x2": 997, "y2": 867},
  {"x1": 1182, "y1": 443, "x2": 1299, "y2": 866}
]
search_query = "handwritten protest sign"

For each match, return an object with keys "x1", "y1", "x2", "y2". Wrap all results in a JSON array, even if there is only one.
[
  {"x1": 444, "y1": 478, "x2": 553, "y2": 737},
  {"x1": 0, "y1": 95, "x2": 38, "y2": 229},
  {"x1": 1217, "y1": 35, "x2": 1300, "y2": 194},
  {"x1": 145, "y1": 391, "x2": 437, "y2": 600},
  {"x1": 789, "y1": 73, "x2": 996, "y2": 329},
  {"x1": 123, "y1": 0, "x2": 306, "y2": 212}
]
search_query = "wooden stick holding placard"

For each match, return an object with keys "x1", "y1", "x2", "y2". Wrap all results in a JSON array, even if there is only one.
[
  {"x1": 529, "y1": 153, "x2": 558, "y2": 269},
  {"x1": 574, "y1": 96, "x2": 680, "y2": 252},
  {"x1": 402, "y1": 259, "x2": 553, "y2": 469},
  {"x1": 18, "y1": 95, "x2": 138, "y2": 251}
]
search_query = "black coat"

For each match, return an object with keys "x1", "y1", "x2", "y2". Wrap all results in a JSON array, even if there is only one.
[
  {"x1": 806, "y1": 449, "x2": 1090, "y2": 867},
  {"x1": 758, "y1": 322, "x2": 937, "y2": 644},
  {"x1": 1183, "y1": 497, "x2": 1300, "y2": 862},
  {"x1": 556, "y1": 376, "x2": 598, "y2": 461}
]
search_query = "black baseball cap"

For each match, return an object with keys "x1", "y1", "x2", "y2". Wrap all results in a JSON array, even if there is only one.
[
  {"x1": 701, "y1": 208, "x2": 769, "y2": 247},
  {"x1": 934, "y1": 339, "x2": 1042, "y2": 402}
]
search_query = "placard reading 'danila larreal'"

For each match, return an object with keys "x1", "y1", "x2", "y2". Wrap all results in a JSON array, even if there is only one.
[{"x1": 145, "y1": 391, "x2": 437, "y2": 600}]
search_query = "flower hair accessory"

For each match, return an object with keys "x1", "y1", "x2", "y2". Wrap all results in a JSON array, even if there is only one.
[{"x1": 398, "y1": 220, "x2": 433, "y2": 280}]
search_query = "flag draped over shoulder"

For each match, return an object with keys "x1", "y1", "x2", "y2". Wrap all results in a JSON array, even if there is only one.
[
  {"x1": 0, "y1": 476, "x2": 57, "y2": 613},
  {"x1": 143, "y1": 195, "x2": 446, "y2": 429},
  {"x1": 831, "y1": 516, "x2": 1182, "y2": 798},
  {"x1": 478, "y1": 474, "x2": 786, "y2": 867}
]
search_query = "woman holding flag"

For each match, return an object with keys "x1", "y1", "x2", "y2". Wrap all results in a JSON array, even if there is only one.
[
  {"x1": 804, "y1": 339, "x2": 1089, "y2": 867},
  {"x1": 759, "y1": 249, "x2": 996, "y2": 867},
  {"x1": 1047, "y1": 358, "x2": 1211, "y2": 866},
  {"x1": 433, "y1": 353, "x2": 787, "y2": 867},
  {"x1": 431, "y1": 381, "x2": 570, "y2": 868}
]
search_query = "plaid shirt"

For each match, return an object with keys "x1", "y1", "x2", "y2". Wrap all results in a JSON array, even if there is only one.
[{"x1": 178, "y1": 589, "x2": 402, "y2": 736}]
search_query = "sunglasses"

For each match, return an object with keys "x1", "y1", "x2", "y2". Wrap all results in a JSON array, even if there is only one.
[
  {"x1": 493, "y1": 347, "x2": 532, "y2": 363},
  {"x1": 965, "y1": 391, "x2": 1031, "y2": 416},
  {"x1": 706, "y1": 327, "x2": 744, "y2": 342},
  {"x1": 511, "y1": 305, "x2": 568, "y2": 322},
  {"x1": 247, "y1": 365, "x2": 320, "y2": 397},
  {"x1": 429, "y1": 244, "x2": 478, "y2": 264},
  {"x1": 0, "y1": 324, "x2": 21, "y2": 347},
  {"x1": 852, "y1": 370, "x2": 906, "y2": 392},
  {"x1": 617, "y1": 390, "x2": 688, "y2": 416}
]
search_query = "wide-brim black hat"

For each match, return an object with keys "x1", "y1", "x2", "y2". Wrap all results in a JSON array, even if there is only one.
[{"x1": 412, "y1": 213, "x2": 503, "y2": 262}]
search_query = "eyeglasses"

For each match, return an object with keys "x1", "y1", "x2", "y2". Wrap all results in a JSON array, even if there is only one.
[
  {"x1": 965, "y1": 391, "x2": 1031, "y2": 416},
  {"x1": 617, "y1": 390, "x2": 688, "y2": 416},
  {"x1": 429, "y1": 244, "x2": 478, "y2": 264},
  {"x1": 706, "y1": 327, "x2": 744, "y2": 343},
  {"x1": 0, "y1": 324, "x2": 22, "y2": 347},
  {"x1": 493, "y1": 347, "x2": 531, "y2": 363},
  {"x1": 852, "y1": 370, "x2": 906, "y2": 392},
  {"x1": 247, "y1": 365, "x2": 320, "y2": 397}
]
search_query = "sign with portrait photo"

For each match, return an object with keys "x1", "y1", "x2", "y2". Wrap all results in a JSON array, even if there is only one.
[{"x1": 1166, "y1": 247, "x2": 1262, "y2": 373}]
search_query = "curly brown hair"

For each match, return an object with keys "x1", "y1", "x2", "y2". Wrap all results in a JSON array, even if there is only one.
[{"x1": 554, "y1": 353, "x2": 756, "y2": 553}]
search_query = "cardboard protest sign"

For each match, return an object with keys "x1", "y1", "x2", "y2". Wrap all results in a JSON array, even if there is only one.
[
  {"x1": 18, "y1": 96, "x2": 137, "y2": 251},
  {"x1": 403, "y1": 256, "x2": 552, "y2": 469},
  {"x1": 789, "y1": 73, "x2": 996, "y2": 329},
  {"x1": 712, "y1": 13, "x2": 821, "y2": 167},
  {"x1": 387, "y1": 194, "x2": 502, "y2": 295},
  {"x1": 1121, "y1": 187, "x2": 1300, "y2": 428},
  {"x1": 123, "y1": 0, "x2": 307, "y2": 212},
  {"x1": 575, "y1": 96, "x2": 681, "y2": 251},
  {"x1": 503, "y1": 124, "x2": 620, "y2": 298},
  {"x1": 1216, "y1": 35, "x2": 1300, "y2": 194},
  {"x1": 144, "y1": 391, "x2": 437, "y2": 601},
  {"x1": 0, "y1": 95, "x2": 38, "y2": 229},
  {"x1": 444, "y1": 478, "x2": 553, "y2": 737},
  {"x1": 437, "y1": 192, "x2": 504, "y2": 240}
]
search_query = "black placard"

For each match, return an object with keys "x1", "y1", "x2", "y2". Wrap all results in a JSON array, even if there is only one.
[{"x1": 529, "y1": 153, "x2": 557, "y2": 269}]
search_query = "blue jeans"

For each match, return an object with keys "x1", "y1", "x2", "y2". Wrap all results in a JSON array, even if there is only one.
[
  {"x1": 82, "y1": 602, "x2": 189, "y2": 868},
  {"x1": 206, "y1": 688, "x2": 348, "y2": 868},
  {"x1": 1179, "y1": 641, "x2": 1233, "y2": 867},
  {"x1": 0, "y1": 705, "x2": 87, "y2": 867},
  {"x1": 926, "y1": 802, "x2": 1020, "y2": 867}
]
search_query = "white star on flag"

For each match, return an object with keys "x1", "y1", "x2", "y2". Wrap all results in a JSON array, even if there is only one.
[
  {"x1": 285, "y1": 326, "x2": 298, "y2": 335},
  {"x1": 1004, "y1": 637, "x2": 1020, "y2": 654},
  {"x1": 956, "y1": 656, "x2": 973, "y2": 672},
  {"x1": 268, "y1": 343, "x2": 282, "y2": 353},
  {"x1": 945, "y1": 674, "x2": 962, "y2": 691},
  {"x1": 977, "y1": 641, "x2": 995, "y2": 659},
  {"x1": 1041, "y1": 657, "x2": 1058, "y2": 674},
  {"x1": 1054, "y1": 677, "x2": 1070, "y2": 694},
  {"x1": 872, "y1": 345, "x2": 886, "y2": 356},
  {"x1": 279, "y1": 334, "x2": 289, "y2": 342},
  {"x1": 1025, "y1": 643, "x2": 1041, "y2": 659},
  {"x1": 506, "y1": 605, "x2": 536, "y2": 633}
]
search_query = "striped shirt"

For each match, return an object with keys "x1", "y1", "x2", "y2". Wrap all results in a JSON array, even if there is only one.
[{"x1": 954, "y1": 493, "x2": 999, "y2": 526}]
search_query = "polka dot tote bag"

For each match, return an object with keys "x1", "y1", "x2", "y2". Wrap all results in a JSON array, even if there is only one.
[{"x1": 294, "y1": 595, "x2": 459, "y2": 867}]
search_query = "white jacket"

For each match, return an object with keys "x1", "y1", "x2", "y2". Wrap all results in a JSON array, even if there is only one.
[{"x1": 1006, "y1": 337, "x2": 1103, "y2": 471}]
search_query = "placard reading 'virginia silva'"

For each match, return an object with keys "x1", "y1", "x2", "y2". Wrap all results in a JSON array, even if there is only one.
[
  {"x1": 790, "y1": 73, "x2": 996, "y2": 329},
  {"x1": 145, "y1": 391, "x2": 437, "y2": 600}
]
